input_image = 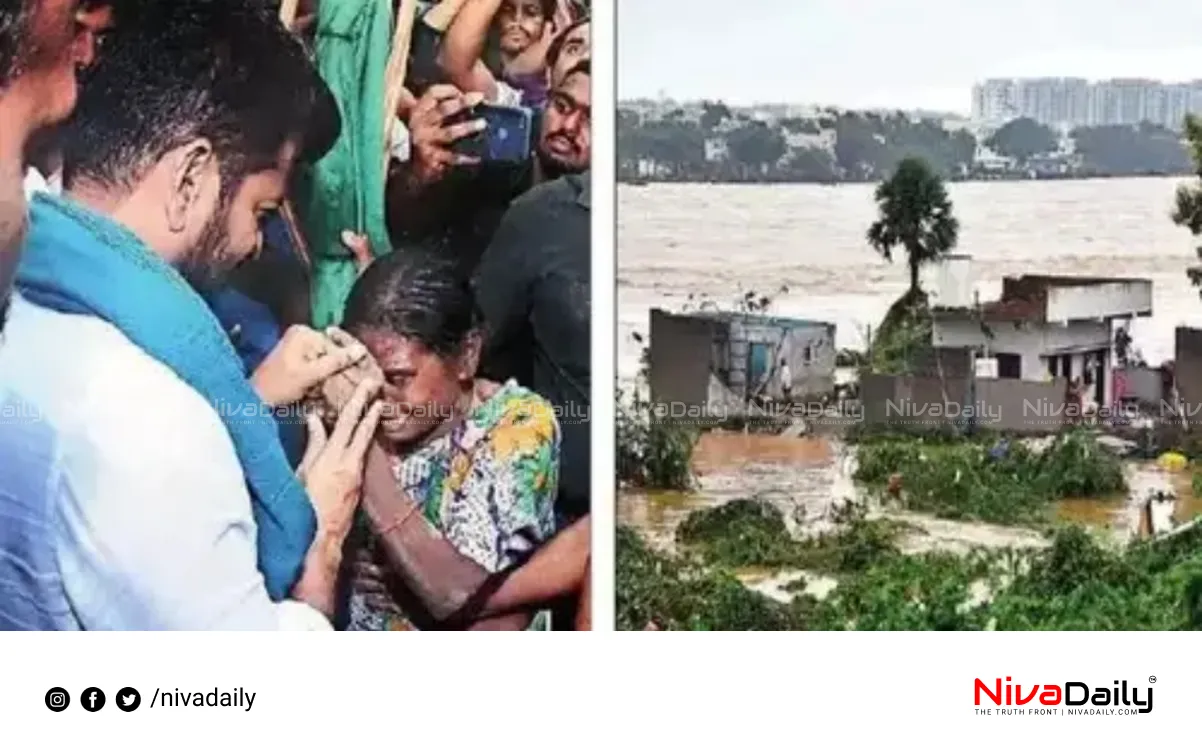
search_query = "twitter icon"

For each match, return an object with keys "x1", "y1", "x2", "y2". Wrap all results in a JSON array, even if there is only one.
[{"x1": 116, "y1": 687, "x2": 141, "y2": 712}]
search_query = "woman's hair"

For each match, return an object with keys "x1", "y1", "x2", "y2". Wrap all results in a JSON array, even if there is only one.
[{"x1": 343, "y1": 250, "x2": 483, "y2": 358}]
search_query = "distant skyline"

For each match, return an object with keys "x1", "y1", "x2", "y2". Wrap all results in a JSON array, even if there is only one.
[{"x1": 618, "y1": 0, "x2": 1202, "y2": 113}]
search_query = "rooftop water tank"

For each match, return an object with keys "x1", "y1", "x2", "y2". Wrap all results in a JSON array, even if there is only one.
[{"x1": 920, "y1": 253, "x2": 974, "y2": 309}]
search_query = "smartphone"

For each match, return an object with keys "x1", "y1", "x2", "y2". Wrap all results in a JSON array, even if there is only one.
[{"x1": 450, "y1": 103, "x2": 533, "y2": 164}]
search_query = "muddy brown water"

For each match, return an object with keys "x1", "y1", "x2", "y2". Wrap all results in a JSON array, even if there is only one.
[{"x1": 618, "y1": 178, "x2": 1199, "y2": 381}]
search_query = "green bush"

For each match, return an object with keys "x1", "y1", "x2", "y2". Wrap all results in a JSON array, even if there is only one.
[
  {"x1": 853, "y1": 429, "x2": 1126, "y2": 525},
  {"x1": 1032, "y1": 428, "x2": 1126, "y2": 497},
  {"x1": 616, "y1": 388, "x2": 698, "y2": 491},
  {"x1": 616, "y1": 526, "x2": 813, "y2": 631},
  {"x1": 619, "y1": 506, "x2": 1202, "y2": 630},
  {"x1": 812, "y1": 552, "x2": 992, "y2": 630},
  {"x1": 676, "y1": 499, "x2": 802, "y2": 567},
  {"x1": 822, "y1": 504, "x2": 906, "y2": 573},
  {"x1": 800, "y1": 524, "x2": 1202, "y2": 631},
  {"x1": 986, "y1": 525, "x2": 1202, "y2": 630},
  {"x1": 674, "y1": 498, "x2": 904, "y2": 573}
]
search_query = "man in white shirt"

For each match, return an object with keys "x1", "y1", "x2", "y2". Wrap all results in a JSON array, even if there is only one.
[
  {"x1": 22, "y1": 165, "x2": 53, "y2": 198},
  {"x1": 0, "y1": 1, "x2": 379, "y2": 630},
  {"x1": 0, "y1": 0, "x2": 114, "y2": 630}
]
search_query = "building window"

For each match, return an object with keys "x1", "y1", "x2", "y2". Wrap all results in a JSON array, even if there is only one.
[
  {"x1": 996, "y1": 353, "x2": 1021, "y2": 379},
  {"x1": 803, "y1": 345, "x2": 812, "y2": 363}
]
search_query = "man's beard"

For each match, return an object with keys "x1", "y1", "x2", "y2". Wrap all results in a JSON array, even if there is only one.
[
  {"x1": 537, "y1": 138, "x2": 588, "y2": 181},
  {"x1": 177, "y1": 207, "x2": 238, "y2": 293}
]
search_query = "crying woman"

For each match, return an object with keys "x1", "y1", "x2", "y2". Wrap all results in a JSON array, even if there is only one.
[{"x1": 336, "y1": 249, "x2": 562, "y2": 630}]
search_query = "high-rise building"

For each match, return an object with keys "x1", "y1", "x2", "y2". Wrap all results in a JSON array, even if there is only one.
[
  {"x1": 972, "y1": 77, "x2": 1202, "y2": 130},
  {"x1": 972, "y1": 79, "x2": 1018, "y2": 123}
]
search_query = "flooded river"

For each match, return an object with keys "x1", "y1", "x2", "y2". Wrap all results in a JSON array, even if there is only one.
[
  {"x1": 618, "y1": 178, "x2": 1202, "y2": 380},
  {"x1": 616, "y1": 431, "x2": 1202, "y2": 555},
  {"x1": 617, "y1": 178, "x2": 1202, "y2": 561}
]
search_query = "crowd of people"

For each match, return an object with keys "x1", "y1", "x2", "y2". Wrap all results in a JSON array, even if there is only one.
[{"x1": 0, "y1": 0, "x2": 591, "y2": 630}]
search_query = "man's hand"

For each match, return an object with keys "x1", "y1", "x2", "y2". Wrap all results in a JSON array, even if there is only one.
[
  {"x1": 298, "y1": 378, "x2": 382, "y2": 541},
  {"x1": 407, "y1": 84, "x2": 487, "y2": 187},
  {"x1": 252, "y1": 325, "x2": 366, "y2": 407},
  {"x1": 291, "y1": 378, "x2": 381, "y2": 618},
  {"x1": 553, "y1": 0, "x2": 573, "y2": 32}
]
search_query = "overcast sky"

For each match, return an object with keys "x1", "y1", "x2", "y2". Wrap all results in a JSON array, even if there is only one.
[{"x1": 618, "y1": 0, "x2": 1202, "y2": 112}]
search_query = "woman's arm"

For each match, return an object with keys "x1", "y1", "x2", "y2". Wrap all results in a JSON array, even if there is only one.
[
  {"x1": 359, "y1": 441, "x2": 586, "y2": 625},
  {"x1": 439, "y1": 0, "x2": 503, "y2": 99},
  {"x1": 478, "y1": 516, "x2": 589, "y2": 612},
  {"x1": 358, "y1": 442, "x2": 489, "y2": 621}
]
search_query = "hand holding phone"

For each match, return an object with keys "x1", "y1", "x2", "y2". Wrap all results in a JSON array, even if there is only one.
[
  {"x1": 448, "y1": 102, "x2": 534, "y2": 164},
  {"x1": 407, "y1": 85, "x2": 488, "y2": 185}
]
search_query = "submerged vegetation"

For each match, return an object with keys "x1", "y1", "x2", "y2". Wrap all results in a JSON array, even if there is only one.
[
  {"x1": 616, "y1": 526, "x2": 816, "y2": 631},
  {"x1": 852, "y1": 428, "x2": 1126, "y2": 525},
  {"x1": 676, "y1": 499, "x2": 903, "y2": 574},
  {"x1": 617, "y1": 498, "x2": 1202, "y2": 631},
  {"x1": 616, "y1": 386, "x2": 698, "y2": 491}
]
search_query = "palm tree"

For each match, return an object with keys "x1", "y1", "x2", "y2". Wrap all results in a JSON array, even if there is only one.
[
  {"x1": 866, "y1": 156, "x2": 959, "y2": 297},
  {"x1": 1173, "y1": 114, "x2": 1202, "y2": 297}
]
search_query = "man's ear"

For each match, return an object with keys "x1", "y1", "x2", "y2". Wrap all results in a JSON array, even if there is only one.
[{"x1": 165, "y1": 138, "x2": 215, "y2": 233}]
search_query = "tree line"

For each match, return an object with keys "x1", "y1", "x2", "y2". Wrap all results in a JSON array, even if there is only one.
[{"x1": 618, "y1": 102, "x2": 1195, "y2": 184}]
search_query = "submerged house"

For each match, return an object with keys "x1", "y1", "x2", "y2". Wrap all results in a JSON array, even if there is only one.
[
  {"x1": 923, "y1": 255, "x2": 1153, "y2": 410},
  {"x1": 647, "y1": 308, "x2": 836, "y2": 416}
]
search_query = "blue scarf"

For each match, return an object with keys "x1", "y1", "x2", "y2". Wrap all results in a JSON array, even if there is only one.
[{"x1": 17, "y1": 194, "x2": 315, "y2": 601}]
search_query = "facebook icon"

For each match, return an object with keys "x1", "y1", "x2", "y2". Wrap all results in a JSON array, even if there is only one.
[{"x1": 81, "y1": 687, "x2": 106, "y2": 712}]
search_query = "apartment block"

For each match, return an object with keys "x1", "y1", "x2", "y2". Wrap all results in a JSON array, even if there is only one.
[{"x1": 972, "y1": 77, "x2": 1202, "y2": 130}]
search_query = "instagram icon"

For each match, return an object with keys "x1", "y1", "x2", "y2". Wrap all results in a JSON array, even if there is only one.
[{"x1": 44, "y1": 687, "x2": 70, "y2": 712}]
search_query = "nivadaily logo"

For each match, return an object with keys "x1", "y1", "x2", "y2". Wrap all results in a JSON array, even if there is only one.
[{"x1": 974, "y1": 676, "x2": 1154, "y2": 716}]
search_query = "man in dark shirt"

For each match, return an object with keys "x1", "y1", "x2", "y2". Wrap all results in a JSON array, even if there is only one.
[
  {"x1": 386, "y1": 59, "x2": 590, "y2": 277},
  {"x1": 474, "y1": 171, "x2": 590, "y2": 523}
]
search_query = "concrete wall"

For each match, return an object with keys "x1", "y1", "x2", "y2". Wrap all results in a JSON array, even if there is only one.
[
  {"x1": 861, "y1": 373, "x2": 1069, "y2": 434},
  {"x1": 933, "y1": 317, "x2": 1110, "y2": 364},
  {"x1": 738, "y1": 320, "x2": 836, "y2": 400},
  {"x1": 1176, "y1": 327, "x2": 1202, "y2": 423},
  {"x1": 1114, "y1": 367, "x2": 1163, "y2": 405},
  {"x1": 648, "y1": 310, "x2": 716, "y2": 410},
  {"x1": 706, "y1": 372, "x2": 746, "y2": 418},
  {"x1": 932, "y1": 316, "x2": 1112, "y2": 405},
  {"x1": 910, "y1": 347, "x2": 973, "y2": 379},
  {"x1": 650, "y1": 310, "x2": 838, "y2": 413},
  {"x1": 1046, "y1": 280, "x2": 1152, "y2": 323}
]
